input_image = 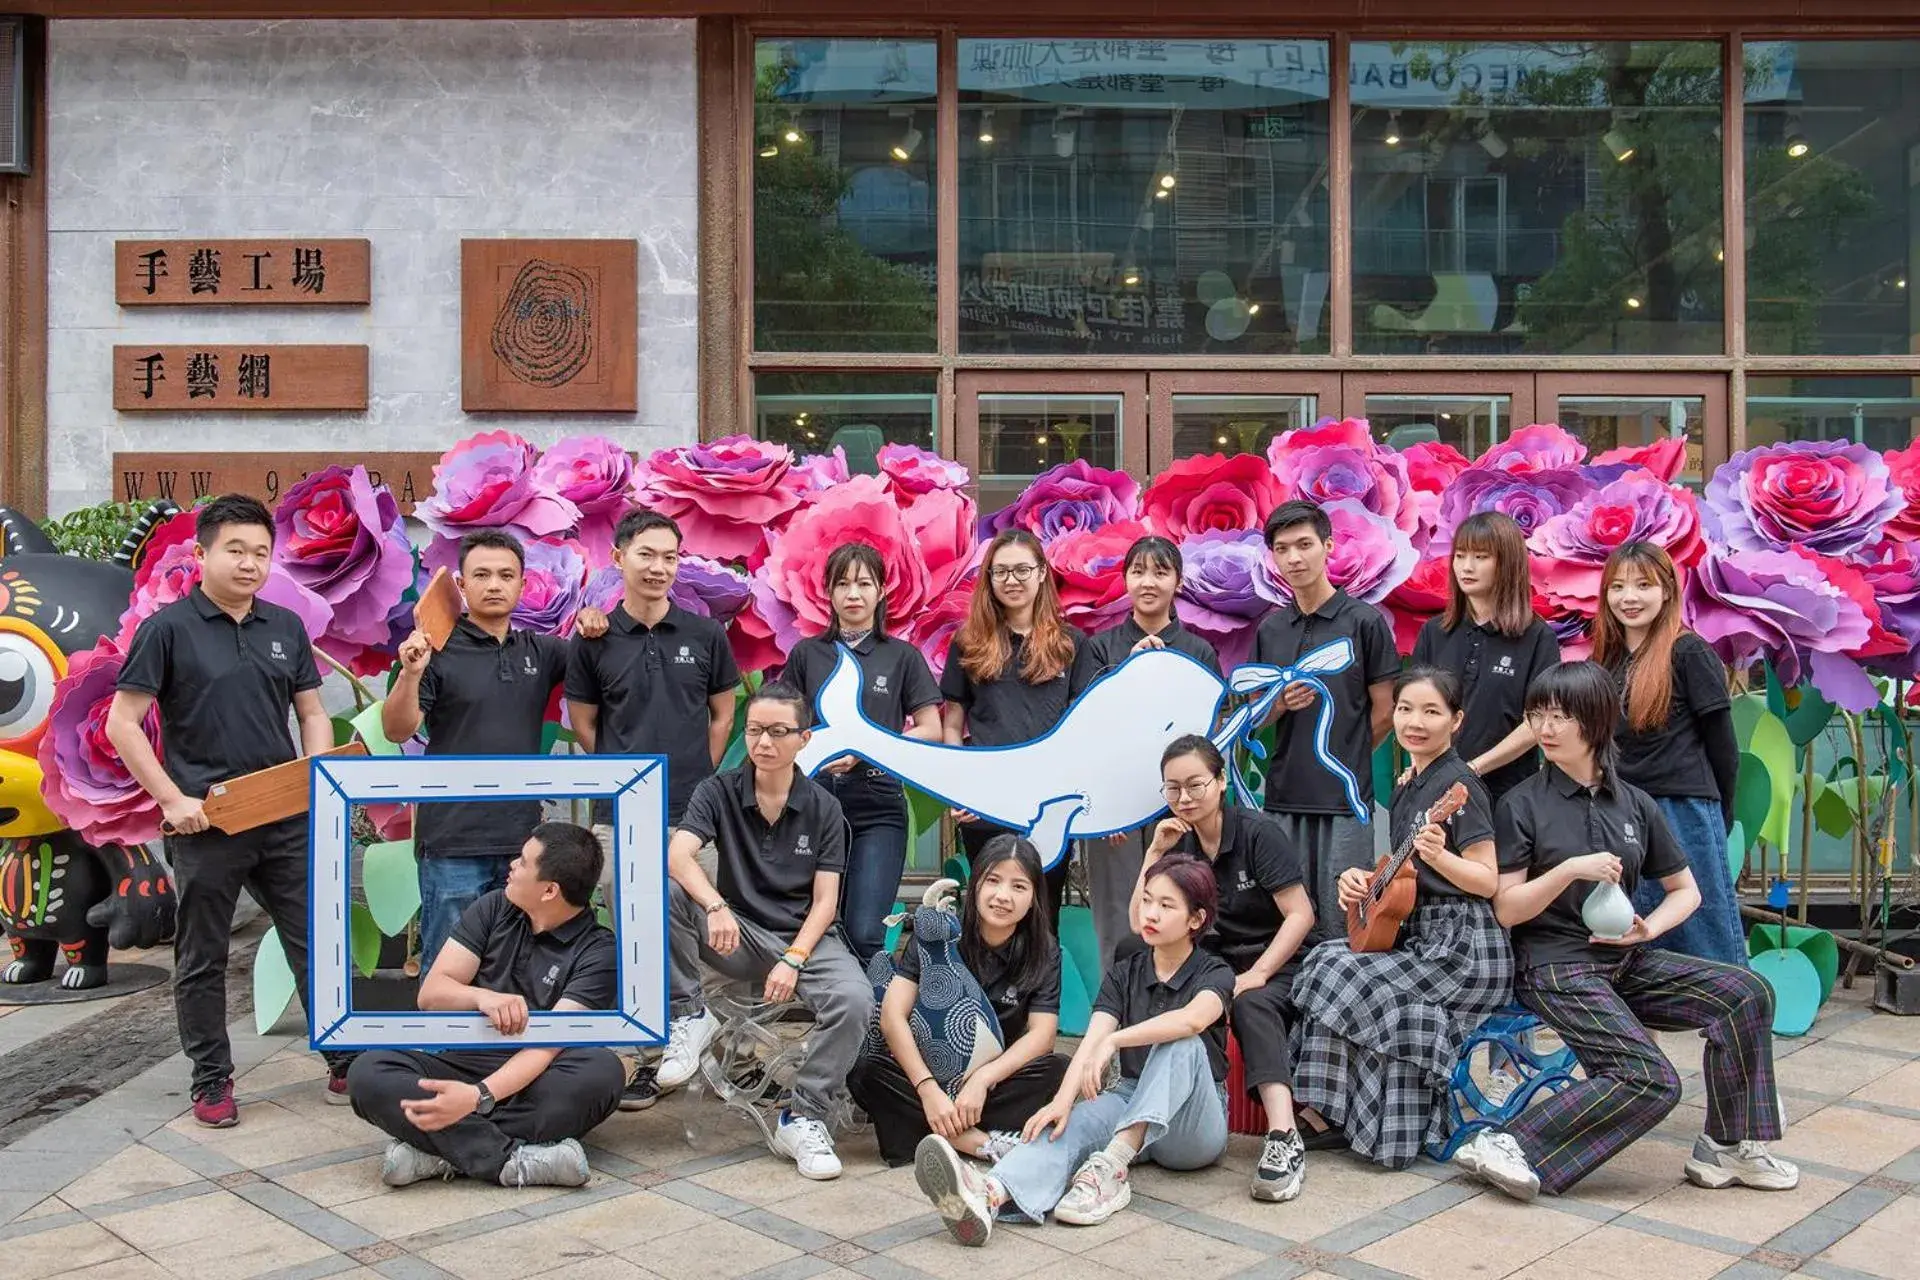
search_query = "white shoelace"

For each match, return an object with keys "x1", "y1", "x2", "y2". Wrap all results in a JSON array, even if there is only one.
[{"x1": 785, "y1": 1115, "x2": 833, "y2": 1155}]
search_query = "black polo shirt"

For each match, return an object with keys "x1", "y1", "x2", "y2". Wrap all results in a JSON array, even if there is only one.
[
  {"x1": 117, "y1": 587, "x2": 321, "y2": 799},
  {"x1": 1411, "y1": 615, "x2": 1561, "y2": 802},
  {"x1": 940, "y1": 627, "x2": 1090, "y2": 747},
  {"x1": 677, "y1": 764, "x2": 849, "y2": 936},
  {"x1": 1604, "y1": 632, "x2": 1731, "y2": 800},
  {"x1": 1093, "y1": 944, "x2": 1236, "y2": 1082},
  {"x1": 1252, "y1": 589, "x2": 1400, "y2": 816},
  {"x1": 1174, "y1": 806, "x2": 1304, "y2": 970},
  {"x1": 414, "y1": 620, "x2": 569, "y2": 858},
  {"x1": 1494, "y1": 764, "x2": 1688, "y2": 969},
  {"x1": 898, "y1": 935, "x2": 1062, "y2": 1045},
  {"x1": 565, "y1": 602, "x2": 740, "y2": 822},
  {"x1": 781, "y1": 633, "x2": 942, "y2": 825},
  {"x1": 1390, "y1": 748, "x2": 1496, "y2": 899},
  {"x1": 447, "y1": 890, "x2": 617, "y2": 1010},
  {"x1": 1075, "y1": 616, "x2": 1222, "y2": 685}
]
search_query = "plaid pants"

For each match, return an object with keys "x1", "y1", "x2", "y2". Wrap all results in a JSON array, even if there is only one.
[{"x1": 1510, "y1": 947, "x2": 1782, "y2": 1195}]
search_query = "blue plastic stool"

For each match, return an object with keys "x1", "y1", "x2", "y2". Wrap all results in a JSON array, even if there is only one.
[{"x1": 1428, "y1": 1004, "x2": 1580, "y2": 1162}]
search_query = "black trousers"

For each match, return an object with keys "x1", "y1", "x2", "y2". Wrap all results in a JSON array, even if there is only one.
[
  {"x1": 168, "y1": 816, "x2": 347, "y2": 1094},
  {"x1": 849, "y1": 1052, "x2": 1073, "y2": 1167},
  {"x1": 961, "y1": 821, "x2": 1067, "y2": 933},
  {"x1": 347, "y1": 1047, "x2": 626, "y2": 1181}
]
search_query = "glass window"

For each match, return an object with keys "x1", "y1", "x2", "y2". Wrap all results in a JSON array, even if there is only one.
[
  {"x1": 1169, "y1": 394, "x2": 1317, "y2": 459},
  {"x1": 1555, "y1": 395, "x2": 1707, "y2": 484},
  {"x1": 753, "y1": 373, "x2": 940, "y2": 473},
  {"x1": 1351, "y1": 41, "x2": 1723, "y2": 356},
  {"x1": 1363, "y1": 393, "x2": 1510, "y2": 457},
  {"x1": 958, "y1": 38, "x2": 1331, "y2": 356},
  {"x1": 754, "y1": 39, "x2": 938, "y2": 353},
  {"x1": 974, "y1": 392, "x2": 1125, "y2": 515},
  {"x1": 1745, "y1": 42, "x2": 1920, "y2": 355},
  {"x1": 1747, "y1": 376, "x2": 1920, "y2": 451}
]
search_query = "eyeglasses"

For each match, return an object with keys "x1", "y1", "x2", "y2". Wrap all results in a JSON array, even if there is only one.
[
  {"x1": 988, "y1": 563, "x2": 1041, "y2": 584},
  {"x1": 1160, "y1": 778, "x2": 1218, "y2": 801},
  {"x1": 1525, "y1": 710, "x2": 1578, "y2": 731},
  {"x1": 744, "y1": 724, "x2": 801, "y2": 741}
]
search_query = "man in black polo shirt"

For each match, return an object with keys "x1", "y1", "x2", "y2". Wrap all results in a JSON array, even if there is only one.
[
  {"x1": 108, "y1": 495, "x2": 347, "y2": 1127},
  {"x1": 1251, "y1": 500, "x2": 1399, "y2": 940},
  {"x1": 346, "y1": 822, "x2": 626, "y2": 1190},
  {"x1": 382, "y1": 531, "x2": 568, "y2": 973},
  {"x1": 660, "y1": 682, "x2": 872, "y2": 1181}
]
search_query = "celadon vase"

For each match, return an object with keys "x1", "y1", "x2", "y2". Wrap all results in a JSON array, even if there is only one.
[{"x1": 1582, "y1": 880, "x2": 1636, "y2": 940}]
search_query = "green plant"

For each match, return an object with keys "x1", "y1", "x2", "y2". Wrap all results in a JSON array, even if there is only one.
[{"x1": 43, "y1": 501, "x2": 143, "y2": 561}]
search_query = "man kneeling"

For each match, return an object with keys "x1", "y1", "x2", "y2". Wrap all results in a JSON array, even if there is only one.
[{"x1": 347, "y1": 821, "x2": 625, "y2": 1189}]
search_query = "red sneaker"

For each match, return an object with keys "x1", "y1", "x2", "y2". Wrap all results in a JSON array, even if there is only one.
[
  {"x1": 193, "y1": 1079, "x2": 239, "y2": 1128},
  {"x1": 325, "y1": 1065, "x2": 351, "y2": 1106}
]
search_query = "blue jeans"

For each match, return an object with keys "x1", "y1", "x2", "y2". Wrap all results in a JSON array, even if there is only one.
[
  {"x1": 839, "y1": 818, "x2": 909, "y2": 962},
  {"x1": 1631, "y1": 796, "x2": 1747, "y2": 968},
  {"x1": 417, "y1": 854, "x2": 513, "y2": 973},
  {"x1": 991, "y1": 1036, "x2": 1228, "y2": 1223}
]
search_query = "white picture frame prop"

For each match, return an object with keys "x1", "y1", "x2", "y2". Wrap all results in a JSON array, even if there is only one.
[{"x1": 307, "y1": 753, "x2": 669, "y2": 1051}]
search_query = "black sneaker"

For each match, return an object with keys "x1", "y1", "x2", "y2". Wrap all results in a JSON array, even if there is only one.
[
  {"x1": 1251, "y1": 1128, "x2": 1305, "y2": 1203},
  {"x1": 618, "y1": 1064, "x2": 661, "y2": 1112}
]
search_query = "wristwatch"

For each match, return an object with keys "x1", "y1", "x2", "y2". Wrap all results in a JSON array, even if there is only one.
[{"x1": 473, "y1": 1081, "x2": 497, "y2": 1117}]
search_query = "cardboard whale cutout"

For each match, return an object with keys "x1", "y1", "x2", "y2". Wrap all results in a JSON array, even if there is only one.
[{"x1": 795, "y1": 637, "x2": 1368, "y2": 871}]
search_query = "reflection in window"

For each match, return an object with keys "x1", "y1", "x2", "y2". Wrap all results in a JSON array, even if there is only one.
[
  {"x1": 1169, "y1": 395, "x2": 1317, "y2": 459},
  {"x1": 753, "y1": 373, "x2": 939, "y2": 474},
  {"x1": 1745, "y1": 43, "x2": 1919, "y2": 355},
  {"x1": 1351, "y1": 41, "x2": 1723, "y2": 356},
  {"x1": 975, "y1": 393, "x2": 1124, "y2": 516},
  {"x1": 1747, "y1": 377, "x2": 1920, "y2": 452},
  {"x1": 754, "y1": 39, "x2": 938, "y2": 352},
  {"x1": 958, "y1": 38, "x2": 1331, "y2": 356},
  {"x1": 1556, "y1": 395, "x2": 1706, "y2": 484},
  {"x1": 1363, "y1": 394, "x2": 1509, "y2": 457}
]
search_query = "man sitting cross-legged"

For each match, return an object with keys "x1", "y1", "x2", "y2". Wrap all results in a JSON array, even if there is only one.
[
  {"x1": 659, "y1": 681, "x2": 874, "y2": 1181},
  {"x1": 347, "y1": 821, "x2": 626, "y2": 1189}
]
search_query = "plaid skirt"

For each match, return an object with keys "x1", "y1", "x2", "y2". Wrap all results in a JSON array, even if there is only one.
[{"x1": 1290, "y1": 896, "x2": 1514, "y2": 1168}]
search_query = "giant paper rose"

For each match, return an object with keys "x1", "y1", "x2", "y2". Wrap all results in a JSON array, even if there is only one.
[
  {"x1": 1435, "y1": 466, "x2": 1596, "y2": 547},
  {"x1": 1267, "y1": 418, "x2": 1418, "y2": 536},
  {"x1": 728, "y1": 599, "x2": 787, "y2": 675},
  {"x1": 273, "y1": 465, "x2": 413, "y2": 648},
  {"x1": 1261, "y1": 499, "x2": 1417, "y2": 605},
  {"x1": 792, "y1": 448, "x2": 851, "y2": 496},
  {"x1": 1704, "y1": 440, "x2": 1905, "y2": 558},
  {"x1": 633, "y1": 435, "x2": 812, "y2": 565},
  {"x1": 878, "y1": 443, "x2": 970, "y2": 497},
  {"x1": 904, "y1": 486, "x2": 980, "y2": 597},
  {"x1": 1857, "y1": 538, "x2": 1920, "y2": 681},
  {"x1": 1141, "y1": 453, "x2": 1287, "y2": 542},
  {"x1": 1382, "y1": 554, "x2": 1452, "y2": 655},
  {"x1": 1476, "y1": 424, "x2": 1587, "y2": 474},
  {"x1": 1529, "y1": 471, "x2": 1704, "y2": 616},
  {"x1": 749, "y1": 475, "x2": 931, "y2": 656},
  {"x1": 1594, "y1": 436, "x2": 1687, "y2": 483},
  {"x1": 1176, "y1": 530, "x2": 1280, "y2": 670},
  {"x1": 1878, "y1": 442, "x2": 1920, "y2": 545},
  {"x1": 905, "y1": 584, "x2": 973, "y2": 682},
  {"x1": 1533, "y1": 589, "x2": 1594, "y2": 661},
  {"x1": 530, "y1": 436, "x2": 639, "y2": 565},
  {"x1": 510, "y1": 537, "x2": 590, "y2": 637},
  {"x1": 1046, "y1": 519, "x2": 1143, "y2": 633},
  {"x1": 1400, "y1": 441, "x2": 1471, "y2": 549},
  {"x1": 416, "y1": 431, "x2": 580, "y2": 542},
  {"x1": 984, "y1": 460, "x2": 1139, "y2": 545},
  {"x1": 37, "y1": 638, "x2": 163, "y2": 846}
]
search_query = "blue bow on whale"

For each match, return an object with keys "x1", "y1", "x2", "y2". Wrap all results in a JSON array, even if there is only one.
[{"x1": 1218, "y1": 637, "x2": 1370, "y2": 824}]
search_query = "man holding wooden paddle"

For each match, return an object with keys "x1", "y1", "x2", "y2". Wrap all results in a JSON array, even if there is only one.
[{"x1": 107, "y1": 495, "x2": 352, "y2": 1128}]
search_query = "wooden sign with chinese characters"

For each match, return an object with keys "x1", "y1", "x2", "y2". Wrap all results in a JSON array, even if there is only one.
[
  {"x1": 112, "y1": 345, "x2": 369, "y2": 411},
  {"x1": 115, "y1": 239, "x2": 371, "y2": 306},
  {"x1": 110, "y1": 452, "x2": 442, "y2": 513},
  {"x1": 461, "y1": 238, "x2": 637, "y2": 413}
]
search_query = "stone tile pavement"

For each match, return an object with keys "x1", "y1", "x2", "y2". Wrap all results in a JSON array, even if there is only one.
[{"x1": 3, "y1": 982, "x2": 1918, "y2": 1280}]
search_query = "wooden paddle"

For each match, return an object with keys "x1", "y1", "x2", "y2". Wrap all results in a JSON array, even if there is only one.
[
  {"x1": 163, "y1": 741, "x2": 369, "y2": 835},
  {"x1": 413, "y1": 566, "x2": 461, "y2": 651}
]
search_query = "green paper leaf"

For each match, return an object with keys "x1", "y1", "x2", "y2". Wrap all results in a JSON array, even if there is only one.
[
  {"x1": 361, "y1": 839, "x2": 420, "y2": 936},
  {"x1": 1784, "y1": 685, "x2": 1835, "y2": 748},
  {"x1": 907, "y1": 787, "x2": 946, "y2": 846},
  {"x1": 540, "y1": 721, "x2": 577, "y2": 754},
  {"x1": 1837, "y1": 775, "x2": 1889, "y2": 820},
  {"x1": 720, "y1": 730, "x2": 749, "y2": 772},
  {"x1": 1764, "y1": 664, "x2": 1789, "y2": 721},
  {"x1": 350, "y1": 700, "x2": 402, "y2": 756},
  {"x1": 1748, "y1": 713, "x2": 1795, "y2": 851},
  {"x1": 350, "y1": 903, "x2": 383, "y2": 978},
  {"x1": 1875, "y1": 703, "x2": 1912, "y2": 788},
  {"x1": 1726, "y1": 820, "x2": 1747, "y2": 882},
  {"x1": 330, "y1": 715, "x2": 357, "y2": 748},
  {"x1": 1731, "y1": 693, "x2": 1767, "y2": 749},
  {"x1": 1734, "y1": 753, "x2": 1770, "y2": 853},
  {"x1": 1812, "y1": 783, "x2": 1856, "y2": 838},
  {"x1": 252, "y1": 926, "x2": 298, "y2": 1036}
]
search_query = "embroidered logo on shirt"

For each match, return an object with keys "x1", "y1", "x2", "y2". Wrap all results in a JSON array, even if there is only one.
[
  {"x1": 541, "y1": 963, "x2": 561, "y2": 990},
  {"x1": 1623, "y1": 821, "x2": 1641, "y2": 847},
  {"x1": 795, "y1": 833, "x2": 811, "y2": 856},
  {"x1": 674, "y1": 644, "x2": 697, "y2": 665},
  {"x1": 875, "y1": 675, "x2": 888, "y2": 690},
  {"x1": 1495, "y1": 656, "x2": 1515, "y2": 675},
  {"x1": 1234, "y1": 872, "x2": 1257, "y2": 893},
  {"x1": 523, "y1": 656, "x2": 539, "y2": 676},
  {"x1": 270, "y1": 640, "x2": 287, "y2": 660}
]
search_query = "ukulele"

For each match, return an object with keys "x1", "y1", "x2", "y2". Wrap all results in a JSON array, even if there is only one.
[{"x1": 1346, "y1": 781, "x2": 1470, "y2": 953}]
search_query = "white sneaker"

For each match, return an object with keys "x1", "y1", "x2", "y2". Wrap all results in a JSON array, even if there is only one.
[
  {"x1": 1684, "y1": 1137, "x2": 1800, "y2": 1191},
  {"x1": 774, "y1": 1111, "x2": 843, "y2": 1180},
  {"x1": 380, "y1": 1141, "x2": 454, "y2": 1187},
  {"x1": 977, "y1": 1130, "x2": 1022, "y2": 1164},
  {"x1": 1453, "y1": 1131, "x2": 1540, "y2": 1202},
  {"x1": 1054, "y1": 1150, "x2": 1132, "y2": 1225},
  {"x1": 498, "y1": 1138, "x2": 590, "y2": 1188},
  {"x1": 914, "y1": 1134, "x2": 995, "y2": 1247},
  {"x1": 657, "y1": 1009, "x2": 717, "y2": 1091},
  {"x1": 1482, "y1": 1067, "x2": 1523, "y2": 1107}
]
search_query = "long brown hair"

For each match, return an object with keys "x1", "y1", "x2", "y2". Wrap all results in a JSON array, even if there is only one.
[
  {"x1": 1591, "y1": 542, "x2": 1684, "y2": 733},
  {"x1": 1443, "y1": 511, "x2": 1538, "y2": 638},
  {"x1": 956, "y1": 529, "x2": 1076, "y2": 684}
]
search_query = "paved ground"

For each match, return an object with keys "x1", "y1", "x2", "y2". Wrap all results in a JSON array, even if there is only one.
[{"x1": 2, "y1": 978, "x2": 1917, "y2": 1280}]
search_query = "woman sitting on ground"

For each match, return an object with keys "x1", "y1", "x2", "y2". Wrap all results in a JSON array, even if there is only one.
[
  {"x1": 848, "y1": 835, "x2": 1072, "y2": 1167},
  {"x1": 1454, "y1": 660, "x2": 1796, "y2": 1202},
  {"x1": 913, "y1": 855, "x2": 1234, "y2": 1245},
  {"x1": 1289, "y1": 667, "x2": 1514, "y2": 1170}
]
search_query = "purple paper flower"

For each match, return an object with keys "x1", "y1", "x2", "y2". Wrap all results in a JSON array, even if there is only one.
[
  {"x1": 792, "y1": 447, "x2": 852, "y2": 495},
  {"x1": 38, "y1": 638, "x2": 165, "y2": 846},
  {"x1": 1267, "y1": 418, "x2": 1418, "y2": 536},
  {"x1": 510, "y1": 537, "x2": 590, "y2": 637},
  {"x1": 1704, "y1": 440, "x2": 1906, "y2": 559},
  {"x1": 982, "y1": 459, "x2": 1140, "y2": 544},
  {"x1": 417, "y1": 430, "x2": 581, "y2": 542},
  {"x1": 1175, "y1": 530, "x2": 1282, "y2": 669},
  {"x1": 1529, "y1": 471, "x2": 1704, "y2": 617},
  {"x1": 1435, "y1": 466, "x2": 1597, "y2": 548},
  {"x1": 531, "y1": 436, "x2": 639, "y2": 566},
  {"x1": 272, "y1": 465, "x2": 414, "y2": 648},
  {"x1": 632, "y1": 435, "x2": 812, "y2": 566},
  {"x1": 1476, "y1": 423, "x2": 1588, "y2": 474},
  {"x1": 878, "y1": 443, "x2": 971, "y2": 496},
  {"x1": 1858, "y1": 539, "x2": 1920, "y2": 681}
]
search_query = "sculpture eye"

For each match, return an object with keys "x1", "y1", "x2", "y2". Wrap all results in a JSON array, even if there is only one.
[{"x1": 0, "y1": 632, "x2": 58, "y2": 747}]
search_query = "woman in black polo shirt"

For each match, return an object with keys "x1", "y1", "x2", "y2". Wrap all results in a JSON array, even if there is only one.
[
  {"x1": 1291, "y1": 667, "x2": 1513, "y2": 1171},
  {"x1": 1592, "y1": 542, "x2": 1744, "y2": 966},
  {"x1": 850, "y1": 835, "x2": 1071, "y2": 1166},
  {"x1": 780, "y1": 541, "x2": 944, "y2": 960},
  {"x1": 1451, "y1": 661, "x2": 1793, "y2": 1202},
  {"x1": 1079, "y1": 535, "x2": 1223, "y2": 974},
  {"x1": 913, "y1": 854, "x2": 1234, "y2": 1245},
  {"x1": 942, "y1": 528, "x2": 1089, "y2": 928}
]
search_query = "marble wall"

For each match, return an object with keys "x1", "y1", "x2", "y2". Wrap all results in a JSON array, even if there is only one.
[{"x1": 45, "y1": 18, "x2": 698, "y2": 514}]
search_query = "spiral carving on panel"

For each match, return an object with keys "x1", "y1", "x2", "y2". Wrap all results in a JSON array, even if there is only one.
[{"x1": 490, "y1": 258, "x2": 595, "y2": 387}]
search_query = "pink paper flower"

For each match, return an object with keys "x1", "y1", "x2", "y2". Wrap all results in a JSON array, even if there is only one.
[
  {"x1": 792, "y1": 447, "x2": 852, "y2": 495},
  {"x1": 1141, "y1": 453, "x2": 1287, "y2": 542},
  {"x1": 530, "y1": 436, "x2": 640, "y2": 565},
  {"x1": 1175, "y1": 530, "x2": 1280, "y2": 670},
  {"x1": 633, "y1": 435, "x2": 812, "y2": 565},
  {"x1": 728, "y1": 599, "x2": 787, "y2": 675},
  {"x1": 903, "y1": 486, "x2": 981, "y2": 597},
  {"x1": 417, "y1": 431, "x2": 580, "y2": 542},
  {"x1": 878, "y1": 443, "x2": 970, "y2": 496},
  {"x1": 1400, "y1": 441, "x2": 1471, "y2": 548},
  {"x1": 509, "y1": 537, "x2": 590, "y2": 637},
  {"x1": 984, "y1": 460, "x2": 1140, "y2": 545},
  {"x1": 1476, "y1": 424, "x2": 1588, "y2": 474},
  {"x1": 1704, "y1": 440, "x2": 1905, "y2": 559},
  {"x1": 1856, "y1": 538, "x2": 1920, "y2": 681},
  {"x1": 1594, "y1": 436, "x2": 1687, "y2": 483},
  {"x1": 1046, "y1": 519, "x2": 1144, "y2": 633},
  {"x1": 1533, "y1": 588, "x2": 1594, "y2": 661},
  {"x1": 1877, "y1": 442, "x2": 1920, "y2": 545},
  {"x1": 37, "y1": 638, "x2": 163, "y2": 846},
  {"x1": 749, "y1": 475, "x2": 931, "y2": 656},
  {"x1": 272, "y1": 465, "x2": 413, "y2": 648},
  {"x1": 1383, "y1": 555, "x2": 1452, "y2": 655},
  {"x1": 1266, "y1": 418, "x2": 1418, "y2": 536},
  {"x1": 1529, "y1": 471, "x2": 1704, "y2": 616},
  {"x1": 905, "y1": 584, "x2": 974, "y2": 682},
  {"x1": 1435, "y1": 466, "x2": 1597, "y2": 548}
]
